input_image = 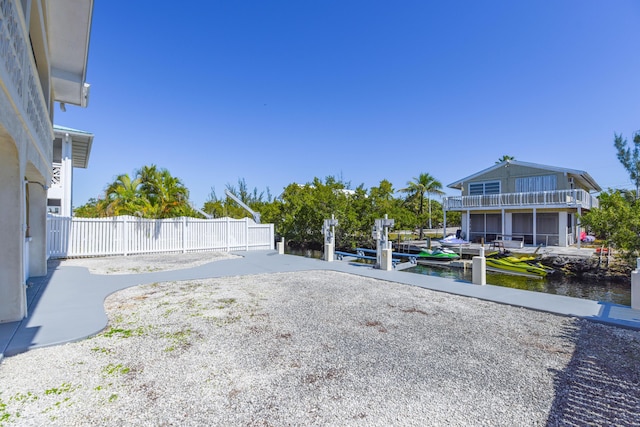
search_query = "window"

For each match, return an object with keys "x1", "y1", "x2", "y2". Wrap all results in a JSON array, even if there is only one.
[
  {"x1": 515, "y1": 175, "x2": 557, "y2": 192},
  {"x1": 47, "y1": 199, "x2": 61, "y2": 215},
  {"x1": 469, "y1": 213, "x2": 502, "y2": 243},
  {"x1": 469, "y1": 181, "x2": 500, "y2": 195}
]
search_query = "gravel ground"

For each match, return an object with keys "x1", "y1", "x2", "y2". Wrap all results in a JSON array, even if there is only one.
[
  {"x1": 1, "y1": 269, "x2": 640, "y2": 426},
  {"x1": 59, "y1": 251, "x2": 239, "y2": 275}
]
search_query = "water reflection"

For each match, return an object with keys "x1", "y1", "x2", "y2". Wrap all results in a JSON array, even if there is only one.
[
  {"x1": 405, "y1": 264, "x2": 631, "y2": 306},
  {"x1": 284, "y1": 248, "x2": 631, "y2": 306}
]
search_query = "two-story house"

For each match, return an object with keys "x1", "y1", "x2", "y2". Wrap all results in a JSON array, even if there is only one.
[
  {"x1": 442, "y1": 160, "x2": 601, "y2": 248},
  {"x1": 0, "y1": 0, "x2": 93, "y2": 322}
]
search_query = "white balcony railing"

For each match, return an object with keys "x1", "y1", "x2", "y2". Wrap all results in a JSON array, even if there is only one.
[
  {"x1": 444, "y1": 189, "x2": 599, "y2": 211},
  {"x1": 0, "y1": 0, "x2": 52, "y2": 148}
]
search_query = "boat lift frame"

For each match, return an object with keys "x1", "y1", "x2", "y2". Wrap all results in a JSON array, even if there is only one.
[{"x1": 224, "y1": 189, "x2": 261, "y2": 223}]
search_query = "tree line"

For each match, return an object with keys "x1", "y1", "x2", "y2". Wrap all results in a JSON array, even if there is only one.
[
  {"x1": 581, "y1": 130, "x2": 640, "y2": 264},
  {"x1": 74, "y1": 136, "x2": 640, "y2": 267},
  {"x1": 74, "y1": 170, "x2": 461, "y2": 250}
]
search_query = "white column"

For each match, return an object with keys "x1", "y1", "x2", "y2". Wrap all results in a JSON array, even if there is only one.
[
  {"x1": 472, "y1": 247, "x2": 486, "y2": 285},
  {"x1": 61, "y1": 133, "x2": 73, "y2": 217},
  {"x1": 632, "y1": 259, "x2": 640, "y2": 310},
  {"x1": 533, "y1": 208, "x2": 537, "y2": 246},
  {"x1": 558, "y1": 212, "x2": 568, "y2": 247},
  {"x1": 380, "y1": 246, "x2": 393, "y2": 271},
  {"x1": 442, "y1": 207, "x2": 447, "y2": 239},
  {"x1": 465, "y1": 210, "x2": 470, "y2": 241},
  {"x1": 576, "y1": 207, "x2": 582, "y2": 249},
  {"x1": 504, "y1": 212, "x2": 512, "y2": 238},
  {"x1": 0, "y1": 147, "x2": 27, "y2": 322},
  {"x1": 28, "y1": 182, "x2": 48, "y2": 276}
]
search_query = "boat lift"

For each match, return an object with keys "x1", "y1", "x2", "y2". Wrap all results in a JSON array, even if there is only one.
[
  {"x1": 322, "y1": 215, "x2": 338, "y2": 262},
  {"x1": 224, "y1": 189, "x2": 261, "y2": 223},
  {"x1": 373, "y1": 215, "x2": 395, "y2": 270}
]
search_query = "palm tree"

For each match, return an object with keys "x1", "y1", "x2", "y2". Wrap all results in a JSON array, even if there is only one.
[
  {"x1": 136, "y1": 164, "x2": 160, "y2": 204},
  {"x1": 496, "y1": 155, "x2": 515, "y2": 164},
  {"x1": 400, "y1": 173, "x2": 444, "y2": 239},
  {"x1": 155, "y1": 168, "x2": 190, "y2": 218},
  {"x1": 104, "y1": 173, "x2": 143, "y2": 216},
  {"x1": 134, "y1": 165, "x2": 192, "y2": 218}
]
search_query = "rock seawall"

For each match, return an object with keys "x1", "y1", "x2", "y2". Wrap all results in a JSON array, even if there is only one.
[{"x1": 539, "y1": 254, "x2": 632, "y2": 284}]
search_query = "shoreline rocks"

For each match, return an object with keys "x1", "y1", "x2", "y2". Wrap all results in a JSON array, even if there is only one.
[{"x1": 540, "y1": 254, "x2": 632, "y2": 284}]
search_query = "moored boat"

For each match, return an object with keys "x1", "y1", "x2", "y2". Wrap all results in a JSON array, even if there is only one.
[
  {"x1": 485, "y1": 253, "x2": 553, "y2": 278},
  {"x1": 416, "y1": 247, "x2": 461, "y2": 261},
  {"x1": 439, "y1": 235, "x2": 470, "y2": 247}
]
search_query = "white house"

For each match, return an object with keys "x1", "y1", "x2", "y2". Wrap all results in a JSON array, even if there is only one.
[
  {"x1": 443, "y1": 160, "x2": 602, "y2": 248},
  {"x1": 47, "y1": 125, "x2": 95, "y2": 216},
  {"x1": 0, "y1": 0, "x2": 94, "y2": 323}
]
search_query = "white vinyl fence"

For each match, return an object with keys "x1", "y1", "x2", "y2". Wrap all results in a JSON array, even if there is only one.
[{"x1": 47, "y1": 215, "x2": 274, "y2": 259}]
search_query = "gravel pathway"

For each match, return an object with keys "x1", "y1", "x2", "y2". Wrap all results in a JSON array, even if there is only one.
[
  {"x1": 1, "y1": 270, "x2": 640, "y2": 426},
  {"x1": 59, "y1": 251, "x2": 239, "y2": 275}
]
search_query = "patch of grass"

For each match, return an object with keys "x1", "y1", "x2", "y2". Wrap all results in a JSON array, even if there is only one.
[
  {"x1": 93, "y1": 382, "x2": 113, "y2": 392},
  {"x1": 1, "y1": 396, "x2": 12, "y2": 425},
  {"x1": 163, "y1": 329, "x2": 193, "y2": 352},
  {"x1": 102, "y1": 326, "x2": 145, "y2": 338},
  {"x1": 108, "y1": 394, "x2": 118, "y2": 402},
  {"x1": 10, "y1": 392, "x2": 38, "y2": 403},
  {"x1": 91, "y1": 347, "x2": 112, "y2": 354},
  {"x1": 40, "y1": 384, "x2": 78, "y2": 417},
  {"x1": 2, "y1": 386, "x2": 78, "y2": 425},
  {"x1": 44, "y1": 383, "x2": 76, "y2": 396},
  {"x1": 102, "y1": 363, "x2": 130, "y2": 376},
  {"x1": 162, "y1": 308, "x2": 177, "y2": 318}
]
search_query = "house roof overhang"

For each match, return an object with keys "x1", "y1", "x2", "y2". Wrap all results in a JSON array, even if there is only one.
[
  {"x1": 53, "y1": 125, "x2": 94, "y2": 168},
  {"x1": 48, "y1": 0, "x2": 94, "y2": 107},
  {"x1": 447, "y1": 160, "x2": 602, "y2": 193}
]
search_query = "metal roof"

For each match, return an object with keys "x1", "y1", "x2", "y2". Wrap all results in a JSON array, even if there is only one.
[
  {"x1": 53, "y1": 125, "x2": 94, "y2": 168},
  {"x1": 48, "y1": 0, "x2": 94, "y2": 106},
  {"x1": 447, "y1": 160, "x2": 602, "y2": 192}
]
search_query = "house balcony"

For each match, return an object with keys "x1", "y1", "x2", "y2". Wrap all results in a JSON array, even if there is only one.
[
  {"x1": 443, "y1": 189, "x2": 599, "y2": 211},
  {"x1": 0, "y1": 0, "x2": 54, "y2": 158}
]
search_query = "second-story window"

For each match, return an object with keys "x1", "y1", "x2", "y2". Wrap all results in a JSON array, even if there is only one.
[
  {"x1": 515, "y1": 175, "x2": 557, "y2": 192},
  {"x1": 469, "y1": 181, "x2": 501, "y2": 195}
]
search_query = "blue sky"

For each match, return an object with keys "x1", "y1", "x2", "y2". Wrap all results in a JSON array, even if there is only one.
[{"x1": 60, "y1": 0, "x2": 640, "y2": 209}]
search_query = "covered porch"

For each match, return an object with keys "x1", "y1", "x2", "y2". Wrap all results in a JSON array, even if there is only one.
[{"x1": 450, "y1": 208, "x2": 583, "y2": 248}]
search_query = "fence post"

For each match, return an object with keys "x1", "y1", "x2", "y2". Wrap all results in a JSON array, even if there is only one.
[
  {"x1": 66, "y1": 216, "x2": 73, "y2": 257},
  {"x1": 226, "y1": 217, "x2": 230, "y2": 252},
  {"x1": 182, "y1": 217, "x2": 187, "y2": 253},
  {"x1": 245, "y1": 218, "x2": 249, "y2": 251},
  {"x1": 122, "y1": 216, "x2": 128, "y2": 256}
]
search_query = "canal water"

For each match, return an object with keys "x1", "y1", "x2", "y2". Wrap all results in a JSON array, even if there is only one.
[{"x1": 285, "y1": 248, "x2": 631, "y2": 306}]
